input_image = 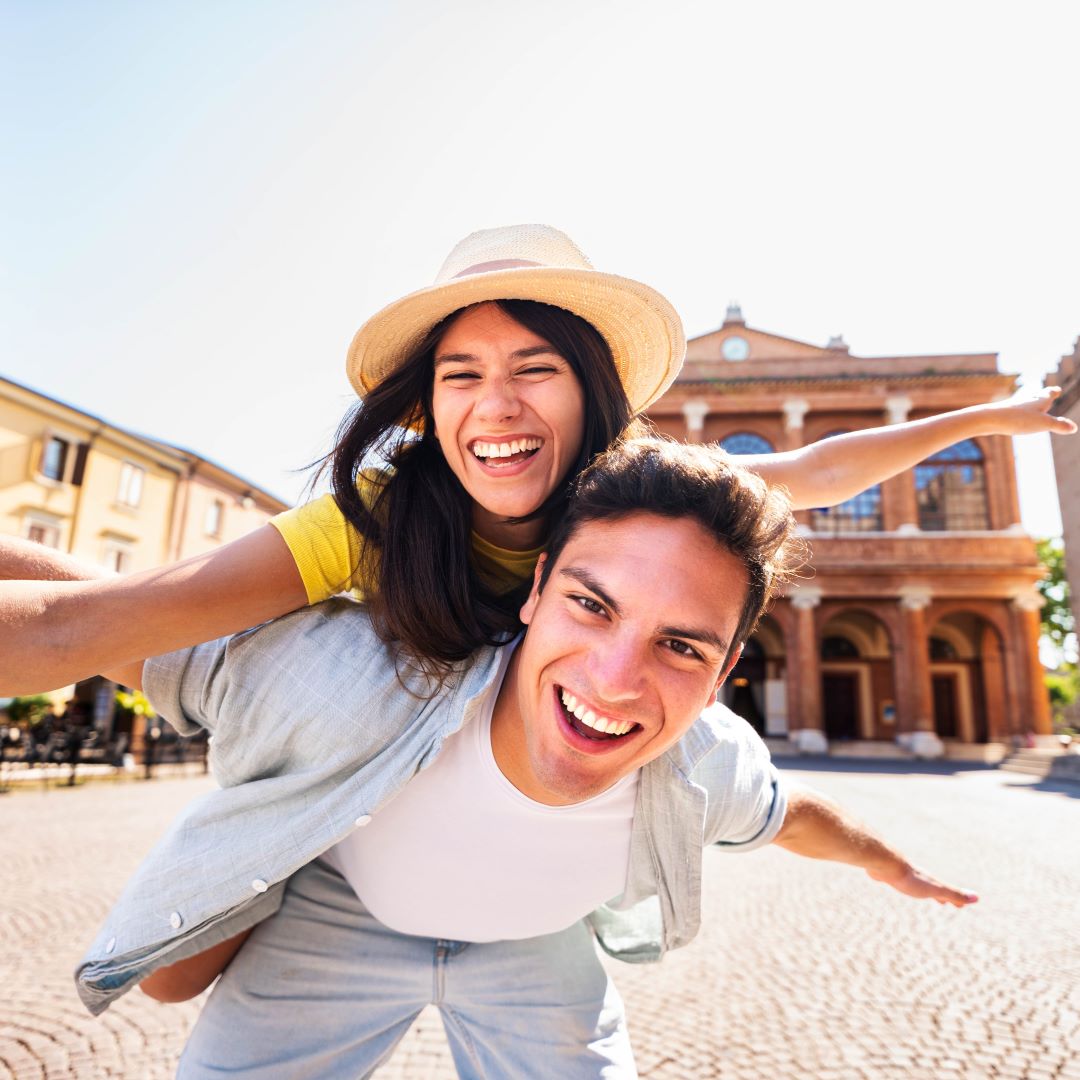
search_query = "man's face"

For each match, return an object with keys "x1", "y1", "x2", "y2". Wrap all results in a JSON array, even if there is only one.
[{"x1": 490, "y1": 511, "x2": 748, "y2": 806}]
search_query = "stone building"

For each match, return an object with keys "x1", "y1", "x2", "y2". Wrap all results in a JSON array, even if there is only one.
[
  {"x1": 1047, "y1": 338, "x2": 1080, "y2": 632},
  {"x1": 646, "y1": 306, "x2": 1049, "y2": 757}
]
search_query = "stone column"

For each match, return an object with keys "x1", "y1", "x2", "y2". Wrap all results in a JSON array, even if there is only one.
[
  {"x1": 896, "y1": 586, "x2": 943, "y2": 758},
  {"x1": 1011, "y1": 590, "x2": 1053, "y2": 739},
  {"x1": 979, "y1": 623, "x2": 1007, "y2": 743},
  {"x1": 882, "y1": 394, "x2": 920, "y2": 533},
  {"x1": 682, "y1": 400, "x2": 709, "y2": 444},
  {"x1": 787, "y1": 587, "x2": 827, "y2": 753},
  {"x1": 782, "y1": 398, "x2": 809, "y2": 452},
  {"x1": 985, "y1": 435, "x2": 1023, "y2": 531}
]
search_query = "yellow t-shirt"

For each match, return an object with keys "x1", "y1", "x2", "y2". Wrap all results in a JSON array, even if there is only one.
[{"x1": 269, "y1": 480, "x2": 544, "y2": 604}]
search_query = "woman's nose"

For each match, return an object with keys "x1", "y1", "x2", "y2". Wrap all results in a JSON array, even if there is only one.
[{"x1": 474, "y1": 379, "x2": 522, "y2": 424}]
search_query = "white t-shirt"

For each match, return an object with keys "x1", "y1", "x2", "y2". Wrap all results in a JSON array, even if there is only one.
[{"x1": 325, "y1": 647, "x2": 638, "y2": 942}]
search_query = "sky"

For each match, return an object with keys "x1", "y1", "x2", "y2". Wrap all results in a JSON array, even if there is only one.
[{"x1": 3, "y1": 0, "x2": 1078, "y2": 534}]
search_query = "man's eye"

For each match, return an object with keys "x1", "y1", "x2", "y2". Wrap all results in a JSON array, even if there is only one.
[
  {"x1": 572, "y1": 595, "x2": 604, "y2": 615},
  {"x1": 665, "y1": 639, "x2": 703, "y2": 661}
]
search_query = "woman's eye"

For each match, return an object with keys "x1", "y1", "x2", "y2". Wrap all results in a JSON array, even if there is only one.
[
  {"x1": 517, "y1": 365, "x2": 558, "y2": 377},
  {"x1": 441, "y1": 370, "x2": 481, "y2": 383}
]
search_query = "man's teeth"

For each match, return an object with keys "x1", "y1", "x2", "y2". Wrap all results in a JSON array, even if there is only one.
[
  {"x1": 472, "y1": 437, "x2": 542, "y2": 459},
  {"x1": 560, "y1": 689, "x2": 635, "y2": 737}
]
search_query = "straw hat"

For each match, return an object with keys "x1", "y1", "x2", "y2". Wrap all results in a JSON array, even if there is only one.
[{"x1": 346, "y1": 224, "x2": 685, "y2": 413}]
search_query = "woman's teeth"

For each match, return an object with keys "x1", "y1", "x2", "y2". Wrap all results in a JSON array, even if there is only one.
[
  {"x1": 472, "y1": 437, "x2": 542, "y2": 460},
  {"x1": 560, "y1": 689, "x2": 635, "y2": 737}
]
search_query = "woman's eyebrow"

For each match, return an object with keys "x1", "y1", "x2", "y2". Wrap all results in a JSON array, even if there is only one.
[{"x1": 433, "y1": 345, "x2": 562, "y2": 368}]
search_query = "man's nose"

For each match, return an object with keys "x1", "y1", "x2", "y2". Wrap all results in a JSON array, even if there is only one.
[
  {"x1": 473, "y1": 379, "x2": 522, "y2": 425},
  {"x1": 584, "y1": 636, "x2": 647, "y2": 705}
]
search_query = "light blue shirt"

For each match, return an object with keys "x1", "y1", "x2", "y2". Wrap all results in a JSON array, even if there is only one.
[{"x1": 75, "y1": 599, "x2": 786, "y2": 1016}]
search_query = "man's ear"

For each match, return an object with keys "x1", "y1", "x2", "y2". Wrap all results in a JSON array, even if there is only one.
[
  {"x1": 713, "y1": 643, "x2": 743, "y2": 697},
  {"x1": 519, "y1": 553, "x2": 547, "y2": 625}
]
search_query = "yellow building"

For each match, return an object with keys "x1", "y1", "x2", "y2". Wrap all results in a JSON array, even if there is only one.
[
  {"x1": 0, "y1": 373, "x2": 288, "y2": 569},
  {"x1": 0, "y1": 372, "x2": 290, "y2": 760}
]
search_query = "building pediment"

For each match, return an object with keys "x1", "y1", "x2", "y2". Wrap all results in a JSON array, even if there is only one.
[{"x1": 680, "y1": 312, "x2": 998, "y2": 383}]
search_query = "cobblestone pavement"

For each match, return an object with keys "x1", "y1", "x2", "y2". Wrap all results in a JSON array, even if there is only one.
[{"x1": 2, "y1": 763, "x2": 1078, "y2": 1079}]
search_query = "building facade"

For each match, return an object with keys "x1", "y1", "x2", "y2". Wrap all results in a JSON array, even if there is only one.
[
  {"x1": 0, "y1": 376, "x2": 288, "y2": 570},
  {"x1": 0, "y1": 373, "x2": 290, "y2": 756},
  {"x1": 646, "y1": 306, "x2": 1049, "y2": 756}
]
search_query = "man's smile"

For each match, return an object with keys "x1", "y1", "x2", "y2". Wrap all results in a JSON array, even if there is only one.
[{"x1": 553, "y1": 685, "x2": 644, "y2": 754}]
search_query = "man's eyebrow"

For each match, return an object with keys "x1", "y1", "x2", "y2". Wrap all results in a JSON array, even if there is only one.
[
  {"x1": 657, "y1": 624, "x2": 731, "y2": 657},
  {"x1": 433, "y1": 345, "x2": 562, "y2": 368},
  {"x1": 558, "y1": 566, "x2": 622, "y2": 617}
]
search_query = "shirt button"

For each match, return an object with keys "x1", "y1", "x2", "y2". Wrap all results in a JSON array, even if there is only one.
[
  {"x1": 105, "y1": 937, "x2": 116, "y2": 954},
  {"x1": 251, "y1": 878, "x2": 268, "y2": 893},
  {"x1": 169, "y1": 911, "x2": 183, "y2": 930},
  {"x1": 354, "y1": 815, "x2": 372, "y2": 827}
]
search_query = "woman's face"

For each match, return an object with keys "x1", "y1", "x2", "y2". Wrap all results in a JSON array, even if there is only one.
[{"x1": 431, "y1": 302, "x2": 586, "y2": 550}]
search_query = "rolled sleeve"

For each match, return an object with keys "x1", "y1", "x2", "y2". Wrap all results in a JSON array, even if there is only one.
[
  {"x1": 695, "y1": 712, "x2": 789, "y2": 852},
  {"x1": 143, "y1": 638, "x2": 230, "y2": 737}
]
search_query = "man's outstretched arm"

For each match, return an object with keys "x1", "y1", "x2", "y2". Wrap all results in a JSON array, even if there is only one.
[{"x1": 772, "y1": 786, "x2": 978, "y2": 907}]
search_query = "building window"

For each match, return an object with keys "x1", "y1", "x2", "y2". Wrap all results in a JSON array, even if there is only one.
[
  {"x1": 24, "y1": 513, "x2": 62, "y2": 549},
  {"x1": 116, "y1": 462, "x2": 145, "y2": 508},
  {"x1": 101, "y1": 538, "x2": 133, "y2": 574},
  {"x1": 204, "y1": 498, "x2": 225, "y2": 538},
  {"x1": 40, "y1": 435, "x2": 70, "y2": 481},
  {"x1": 915, "y1": 439, "x2": 989, "y2": 531},
  {"x1": 809, "y1": 430, "x2": 883, "y2": 532},
  {"x1": 719, "y1": 432, "x2": 774, "y2": 456},
  {"x1": 821, "y1": 635, "x2": 860, "y2": 659},
  {"x1": 929, "y1": 637, "x2": 959, "y2": 660},
  {"x1": 811, "y1": 487, "x2": 883, "y2": 533}
]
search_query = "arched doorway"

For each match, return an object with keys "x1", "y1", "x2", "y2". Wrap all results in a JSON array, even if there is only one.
[
  {"x1": 721, "y1": 615, "x2": 786, "y2": 736},
  {"x1": 819, "y1": 609, "x2": 896, "y2": 742},
  {"x1": 928, "y1": 611, "x2": 1006, "y2": 743},
  {"x1": 727, "y1": 639, "x2": 766, "y2": 734}
]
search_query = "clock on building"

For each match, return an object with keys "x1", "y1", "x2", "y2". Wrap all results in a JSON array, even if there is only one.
[{"x1": 721, "y1": 335, "x2": 750, "y2": 361}]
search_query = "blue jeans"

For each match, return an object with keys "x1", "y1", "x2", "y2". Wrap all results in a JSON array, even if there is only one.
[{"x1": 178, "y1": 857, "x2": 637, "y2": 1078}]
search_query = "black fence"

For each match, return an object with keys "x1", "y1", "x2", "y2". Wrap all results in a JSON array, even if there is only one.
[{"x1": 0, "y1": 722, "x2": 208, "y2": 788}]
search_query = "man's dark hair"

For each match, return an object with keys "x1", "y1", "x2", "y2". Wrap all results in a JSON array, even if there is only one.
[
  {"x1": 322, "y1": 299, "x2": 641, "y2": 679},
  {"x1": 540, "y1": 437, "x2": 806, "y2": 657}
]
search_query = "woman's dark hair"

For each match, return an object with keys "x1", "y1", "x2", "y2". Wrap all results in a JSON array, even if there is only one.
[{"x1": 324, "y1": 299, "x2": 638, "y2": 678}]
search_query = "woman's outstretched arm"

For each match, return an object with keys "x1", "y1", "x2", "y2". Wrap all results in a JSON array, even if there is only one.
[
  {"x1": 0, "y1": 525, "x2": 309, "y2": 696},
  {"x1": 734, "y1": 386, "x2": 1076, "y2": 510}
]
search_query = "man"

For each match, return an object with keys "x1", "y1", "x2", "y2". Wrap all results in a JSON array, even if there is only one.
[{"x1": 75, "y1": 439, "x2": 974, "y2": 1078}]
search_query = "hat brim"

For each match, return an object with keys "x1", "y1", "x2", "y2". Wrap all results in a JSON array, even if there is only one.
[{"x1": 346, "y1": 266, "x2": 686, "y2": 414}]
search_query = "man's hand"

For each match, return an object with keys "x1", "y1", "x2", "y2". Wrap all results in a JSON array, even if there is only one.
[
  {"x1": 866, "y1": 864, "x2": 978, "y2": 907},
  {"x1": 773, "y1": 786, "x2": 979, "y2": 909}
]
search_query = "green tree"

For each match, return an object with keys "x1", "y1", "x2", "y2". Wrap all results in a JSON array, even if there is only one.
[
  {"x1": 5, "y1": 695, "x2": 52, "y2": 729},
  {"x1": 1037, "y1": 537, "x2": 1075, "y2": 659}
]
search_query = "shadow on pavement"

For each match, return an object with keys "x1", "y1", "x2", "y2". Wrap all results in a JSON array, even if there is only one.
[
  {"x1": 773, "y1": 756, "x2": 996, "y2": 778},
  {"x1": 775, "y1": 755, "x2": 1080, "y2": 798},
  {"x1": 998, "y1": 777, "x2": 1080, "y2": 800}
]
